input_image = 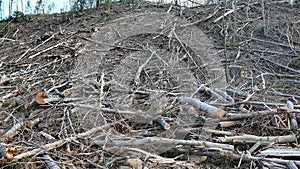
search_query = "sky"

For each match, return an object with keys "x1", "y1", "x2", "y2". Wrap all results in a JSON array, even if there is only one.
[
  {"x1": 1, "y1": 0, "x2": 70, "y2": 19},
  {"x1": 0, "y1": 0, "x2": 211, "y2": 19}
]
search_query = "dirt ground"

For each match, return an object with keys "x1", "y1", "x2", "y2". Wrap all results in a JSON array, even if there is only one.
[{"x1": 0, "y1": 1, "x2": 299, "y2": 168}]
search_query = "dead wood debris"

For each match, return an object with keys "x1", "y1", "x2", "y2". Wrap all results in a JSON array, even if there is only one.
[{"x1": 0, "y1": 1, "x2": 299, "y2": 169}]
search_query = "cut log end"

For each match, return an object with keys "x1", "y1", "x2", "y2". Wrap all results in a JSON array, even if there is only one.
[
  {"x1": 35, "y1": 91, "x2": 48, "y2": 105},
  {"x1": 207, "y1": 108, "x2": 226, "y2": 118}
]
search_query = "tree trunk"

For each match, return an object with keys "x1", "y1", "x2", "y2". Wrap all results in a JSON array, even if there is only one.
[{"x1": 96, "y1": 0, "x2": 100, "y2": 9}]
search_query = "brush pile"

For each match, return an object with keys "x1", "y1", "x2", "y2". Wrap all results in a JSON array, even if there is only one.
[{"x1": 0, "y1": 1, "x2": 299, "y2": 168}]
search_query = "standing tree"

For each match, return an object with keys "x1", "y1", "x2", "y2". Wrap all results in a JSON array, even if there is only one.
[
  {"x1": 35, "y1": 0, "x2": 43, "y2": 14},
  {"x1": 96, "y1": 0, "x2": 100, "y2": 9},
  {"x1": 47, "y1": 2, "x2": 55, "y2": 14},
  {"x1": 20, "y1": 0, "x2": 23, "y2": 12},
  {"x1": 0, "y1": 0, "x2": 2, "y2": 19},
  {"x1": 16, "y1": 0, "x2": 19, "y2": 11},
  {"x1": 25, "y1": 0, "x2": 32, "y2": 14},
  {"x1": 9, "y1": 0, "x2": 13, "y2": 17},
  {"x1": 79, "y1": 0, "x2": 84, "y2": 12}
]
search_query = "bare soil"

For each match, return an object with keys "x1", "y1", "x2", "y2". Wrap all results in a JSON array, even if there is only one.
[{"x1": 0, "y1": 1, "x2": 299, "y2": 169}]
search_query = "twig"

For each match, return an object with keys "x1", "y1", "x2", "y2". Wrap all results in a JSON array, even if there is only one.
[
  {"x1": 171, "y1": 29, "x2": 198, "y2": 67},
  {"x1": 237, "y1": 151, "x2": 244, "y2": 168},
  {"x1": 243, "y1": 101, "x2": 300, "y2": 109},
  {"x1": 238, "y1": 35, "x2": 300, "y2": 51},
  {"x1": 226, "y1": 88, "x2": 250, "y2": 98},
  {"x1": 142, "y1": 45, "x2": 169, "y2": 67},
  {"x1": 255, "y1": 53, "x2": 300, "y2": 74},
  {"x1": 0, "y1": 37, "x2": 17, "y2": 42},
  {"x1": 39, "y1": 131, "x2": 55, "y2": 140},
  {"x1": 212, "y1": 88, "x2": 234, "y2": 103},
  {"x1": 110, "y1": 88, "x2": 150, "y2": 95},
  {"x1": 99, "y1": 73, "x2": 105, "y2": 109},
  {"x1": 221, "y1": 2, "x2": 229, "y2": 84},
  {"x1": 219, "y1": 121, "x2": 238, "y2": 128},
  {"x1": 193, "y1": 86, "x2": 234, "y2": 105},
  {"x1": 15, "y1": 47, "x2": 31, "y2": 62},
  {"x1": 261, "y1": 0, "x2": 267, "y2": 35},
  {"x1": 213, "y1": 6, "x2": 243, "y2": 23},
  {"x1": 134, "y1": 53, "x2": 154, "y2": 85},
  {"x1": 180, "y1": 6, "x2": 221, "y2": 27},
  {"x1": 65, "y1": 107, "x2": 76, "y2": 135},
  {"x1": 1, "y1": 89, "x2": 20, "y2": 100},
  {"x1": 46, "y1": 82, "x2": 70, "y2": 93},
  {"x1": 22, "y1": 58, "x2": 63, "y2": 74},
  {"x1": 270, "y1": 89, "x2": 300, "y2": 99},
  {"x1": 85, "y1": 159, "x2": 106, "y2": 169},
  {"x1": 98, "y1": 72, "x2": 107, "y2": 124},
  {"x1": 201, "y1": 128, "x2": 236, "y2": 136},
  {"x1": 35, "y1": 90, "x2": 83, "y2": 104},
  {"x1": 233, "y1": 0, "x2": 237, "y2": 43}
]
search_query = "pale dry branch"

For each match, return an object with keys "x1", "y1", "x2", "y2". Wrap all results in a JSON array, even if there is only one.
[
  {"x1": 13, "y1": 139, "x2": 68, "y2": 160},
  {"x1": 216, "y1": 8, "x2": 233, "y2": 23},
  {"x1": 13, "y1": 122, "x2": 115, "y2": 160},
  {"x1": 217, "y1": 134, "x2": 297, "y2": 144},
  {"x1": 3, "y1": 122, "x2": 23, "y2": 141},
  {"x1": 0, "y1": 76, "x2": 24, "y2": 85},
  {"x1": 260, "y1": 147, "x2": 300, "y2": 157},
  {"x1": 91, "y1": 137, "x2": 234, "y2": 150},
  {"x1": 43, "y1": 154, "x2": 61, "y2": 169},
  {"x1": 196, "y1": 85, "x2": 234, "y2": 104},
  {"x1": 287, "y1": 161, "x2": 298, "y2": 169},
  {"x1": 28, "y1": 42, "x2": 64, "y2": 59},
  {"x1": 24, "y1": 118, "x2": 41, "y2": 129},
  {"x1": 16, "y1": 34, "x2": 55, "y2": 62},
  {"x1": 247, "y1": 141, "x2": 261, "y2": 154},
  {"x1": 177, "y1": 97, "x2": 226, "y2": 118},
  {"x1": 156, "y1": 118, "x2": 170, "y2": 130},
  {"x1": 287, "y1": 101, "x2": 298, "y2": 129},
  {"x1": 39, "y1": 131, "x2": 56, "y2": 140},
  {"x1": 171, "y1": 29, "x2": 198, "y2": 67}
]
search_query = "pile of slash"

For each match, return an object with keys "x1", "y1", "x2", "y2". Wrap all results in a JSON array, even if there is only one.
[{"x1": 0, "y1": 1, "x2": 299, "y2": 168}]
